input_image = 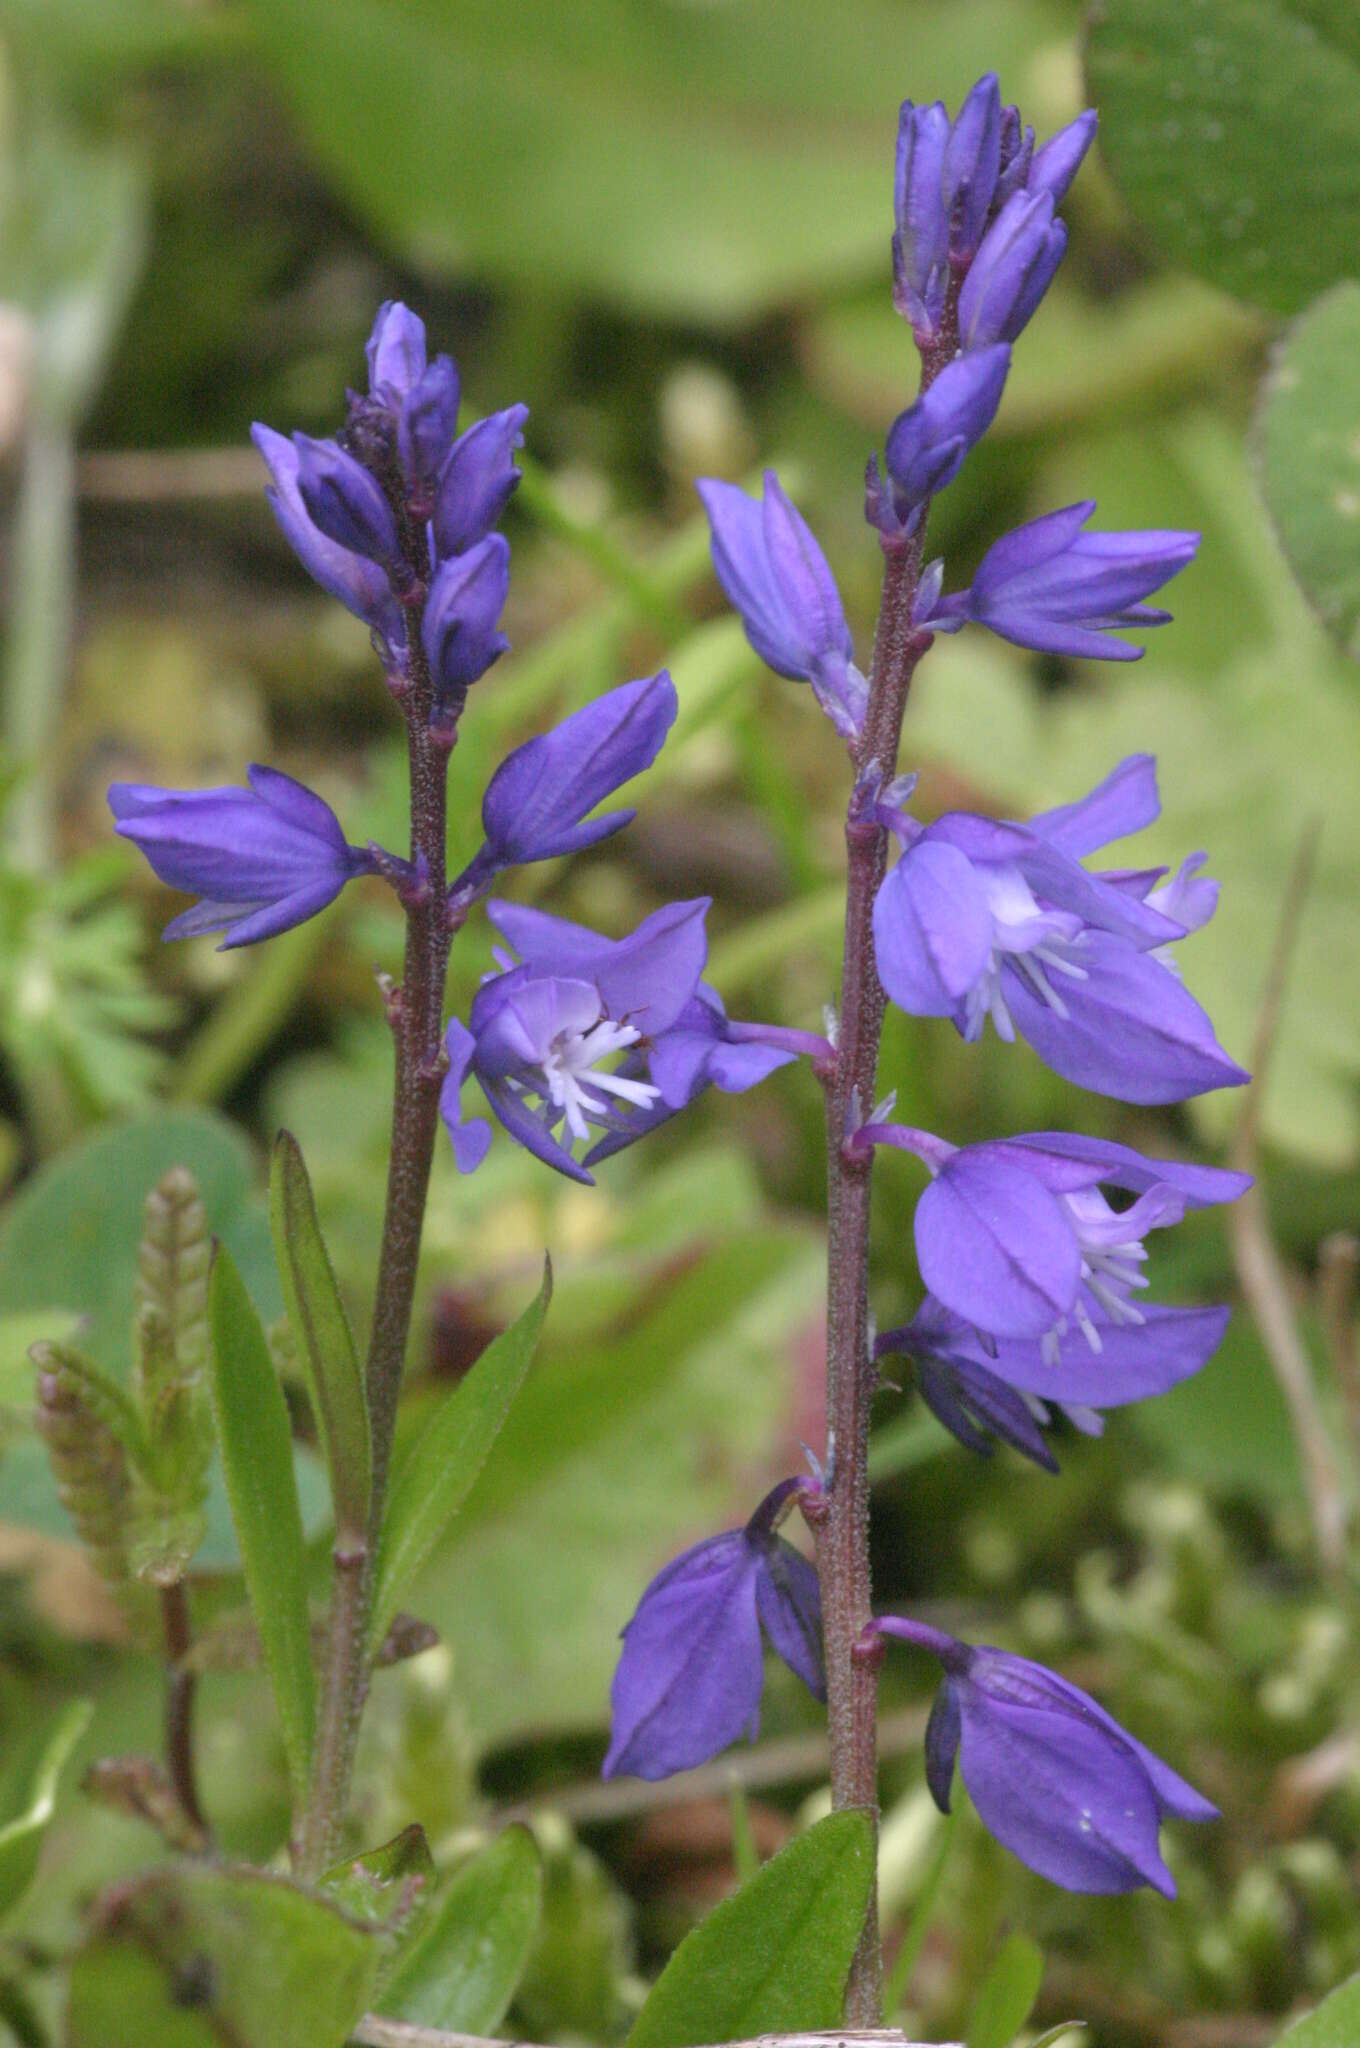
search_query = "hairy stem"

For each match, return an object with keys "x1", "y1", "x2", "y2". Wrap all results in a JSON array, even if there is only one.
[
  {"x1": 820, "y1": 318, "x2": 951, "y2": 2024},
  {"x1": 301, "y1": 536, "x2": 455, "y2": 1873},
  {"x1": 160, "y1": 1580, "x2": 207, "y2": 1839}
]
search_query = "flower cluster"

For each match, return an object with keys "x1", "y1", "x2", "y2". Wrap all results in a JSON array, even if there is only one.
[
  {"x1": 110, "y1": 306, "x2": 798, "y2": 1187},
  {"x1": 600, "y1": 73, "x2": 1246, "y2": 1906}
]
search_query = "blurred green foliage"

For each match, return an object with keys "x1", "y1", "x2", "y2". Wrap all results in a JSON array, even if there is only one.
[{"x1": 1, "y1": 0, "x2": 1358, "y2": 2043}]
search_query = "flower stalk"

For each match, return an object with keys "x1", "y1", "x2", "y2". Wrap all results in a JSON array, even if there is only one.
[{"x1": 818, "y1": 468, "x2": 937, "y2": 2026}]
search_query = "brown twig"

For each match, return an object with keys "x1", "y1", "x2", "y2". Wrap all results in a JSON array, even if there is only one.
[
  {"x1": 1228, "y1": 821, "x2": 1347, "y2": 1576},
  {"x1": 1318, "y1": 1232, "x2": 1360, "y2": 1472},
  {"x1": 159, "y1": 1579, "x2": 209, "y2": 1841}
]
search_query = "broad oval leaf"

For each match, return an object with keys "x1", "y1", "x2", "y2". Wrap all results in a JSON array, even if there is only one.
[
  {"x1": 1255, "y1": 280, "x2": 1360, "y2": 659},
  {"x1": 967, "y1": 1930, "x2": 1045, "y2": 2048},
  {"x1": 207, "y1": 1245, "x2": 316, "y2": 1801},
  {"x1": 379, "y1": 1826, "x2": 543, "y2": 2033},
  {"x1": 0, "y1": 1697, "x2": 92, "y2": 1918},
  {"x1": 1272, "y1": 1973, "x2": 1360, "y2": 2045},
  {"x1": 368, "y1": 1258, "x2": 550, "y2": 1653},
  {"x1": 1086, "y1": 0, "x2": 1360, "y2": 316},
  {"x1": 270, "y1": 1130, "x2": 370, "y2": 1539},
  {"x1": 66, "y1": 1864, "x2": 378, "y2": 2048},
  {"x1": 625, "y1": 1810, "x2": 876, "y2": 2048},
  {"x1": 241, "y1": 0, "x2": 1060, "y2": 323}
]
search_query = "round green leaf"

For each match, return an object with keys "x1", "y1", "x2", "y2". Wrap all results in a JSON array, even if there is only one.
[
  {"x1": 66, "y1": 1866, "x2": 378, "y2": 2048},
  {"x1": 1256, "y1": 281, "x2": 1360, "y2": 657},
  {"x1": 241, "y1": 0, "x2": 1059, "y2": 322},
  {"x1": 1085, "y1": 0, "x2": 1360, "y2": 315}
]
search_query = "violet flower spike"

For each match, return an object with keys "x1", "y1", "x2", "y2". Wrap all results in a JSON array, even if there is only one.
[
  {"x1": 877, "y1": 1295, "x2": 1229, "y2": 1471},
  {"x1": 871, "y1": 753, "x2": 1248, "y2": 1102},
  {"x1": 857, "y1": 1122, "x2": 1250, "y2": 1353},
  {"x1": 604, "y1": 1478, "x2": 824, "y2": 1782},
  {"x1": 251, "y1": 424, "x2": 406, "y2": 656},
  {"x1": 869, "y1": 345, "x2": 1011, "y2": 542},
  {"x1": 871, "y1": 1619, "x2": 1217, "y2": 1895},
  {"x1": 439, "y1": 898, "x2": 712, "y2": 1182},
  {"x1": 109, "y1": 766, "x2": 375, "y2": 949},
  {"x1": 922, "y1": 502, "x2": 1200, "y2": 661},
  {"x1": 697, "y1": 471, "x2": 867, "y2": 743},
  {"x1": 454, "y1": 671, "x2": 678, "y2": 896}
]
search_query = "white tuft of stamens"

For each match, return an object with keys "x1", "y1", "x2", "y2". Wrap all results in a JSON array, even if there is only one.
[{"x1": 538, "y1": 1017, "x2": 659, "y2": 1142}]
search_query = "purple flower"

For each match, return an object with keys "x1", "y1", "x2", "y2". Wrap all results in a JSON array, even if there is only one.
[
  {"x1": 868, "y1": 346, "x2": 1011, "y2": 541},
  {"x1": 877, "y1": 1294, "x2": 1229, "y2": 1470},
  {"x1": 697, "y1": 471, "x2": 867, "y2": 742},
  {"x1": 1028, "y1": 110, "x2": 1099, "y2": 205},
  {"x1": 398, "y1": 355, "x2": 462, "y2": 485},
  {"x1": 603, "y1": 1479, "x2": 824, "y2": 1781},
  {"x1": 871, "y1": 754, "x2": 1247, "y2": 1102},
  {"x1": 857, "y1": 1123, "x2": 1249, "y2": 1353},
  {"x1": 365, "y1": 300, "x2": 428, "y2": 406},
  {"x1": 466, "y1": 900, "x2": 815, "y2": 1170},
  {"x1": 251, "y1": 425, "x2": 406, "y2": 656},
  {"x1": 440, "y1": 899, "x2": 711, "y2": 1182},
  {"x1": 432, "y1": 406, "x2": 530, "y2": 561},
  {"x1": 923, "y1": 502, "x2": 1199, "y2": 661},
  {"x1": 872, "y1": 1619, "x2": 1217, "y2": 1894},
  {"x1": 941, "y1": 72, "x2": 1003, "y2": 263},
  {"x1": 454, "y1": 673, "x2": 678, "y2": 896},
  {"x1": 992, "y1": 102, "x2": 1035, "y2": 213},
  {"x1": 421, "y1": 535, "x2": 511, "y2": 706},
  {"x1": 291, "y1": 434, "x2": 402, "y2": 568},
  {"x1": 956, "y1": 190, "x2": 1067, "y2": 350},
  {"x1": 892, "y1": 98, "x2": 950, "y2": 340},
  {"x1": 109, "y1": 767, "x2": 373, "y2": 949}
]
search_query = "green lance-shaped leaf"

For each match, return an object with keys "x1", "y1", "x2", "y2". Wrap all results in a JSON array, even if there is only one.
[
  {"x1": 368, "y1": 1259, "x2": 551, "y2": 1654},
  {"x1": 270, "y1": 1130, "x2": 370, "y2": 1541},
  {"x1": 207, "y1": 1244, "x2": 316, "y2": 1802},
  {"x1": 626, "y1": 1810, "x2": 876, "y2": 2048},
  {"x1": 379, "y1": 1826, "x2": 543, "y2": 2034},
  {"x1": 66, "y1": 1864, "x2": 379, "y2": 2048},
  {"x1": 966, "y1": 1930, "x2": 1045, "y2": 2048},
  {"x1": 1272, "y1": 1972, "x2": 1360, "y2": 2046},
  {"x1": 125, "y1": 1166, "x2": 215, "y2": 1582},
  {"x1": 1255, "y1": 280, "x2": 1360, "y2": 662},
  {"x1": 0, "y1": 1696, "x2": 92, "y2": 1918}
]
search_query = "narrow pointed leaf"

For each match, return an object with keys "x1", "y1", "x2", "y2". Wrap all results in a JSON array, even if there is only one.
[
  {"x1": 379, "y1": 1826, "x2": 542, "y2": 2033},
  {"x1": 369, "y1": 1259, "x2": 550, "y2": 1653},
  {"x1": 967, "y1": 1930, "x2": 1045, "y2": 2048},
  {"x1": 625, "y1": 1810, "x2": 876, "y2": 2048},
  {"x1": 270, "y1": 1130, "x2": 370, "y2": 1539},
  {"x1": 207, "y1": 1245, "x2": 316, "y2": 1800},
  {"x1": 0, "y1": 1698, "x2": 92, "y2": 1917}
]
